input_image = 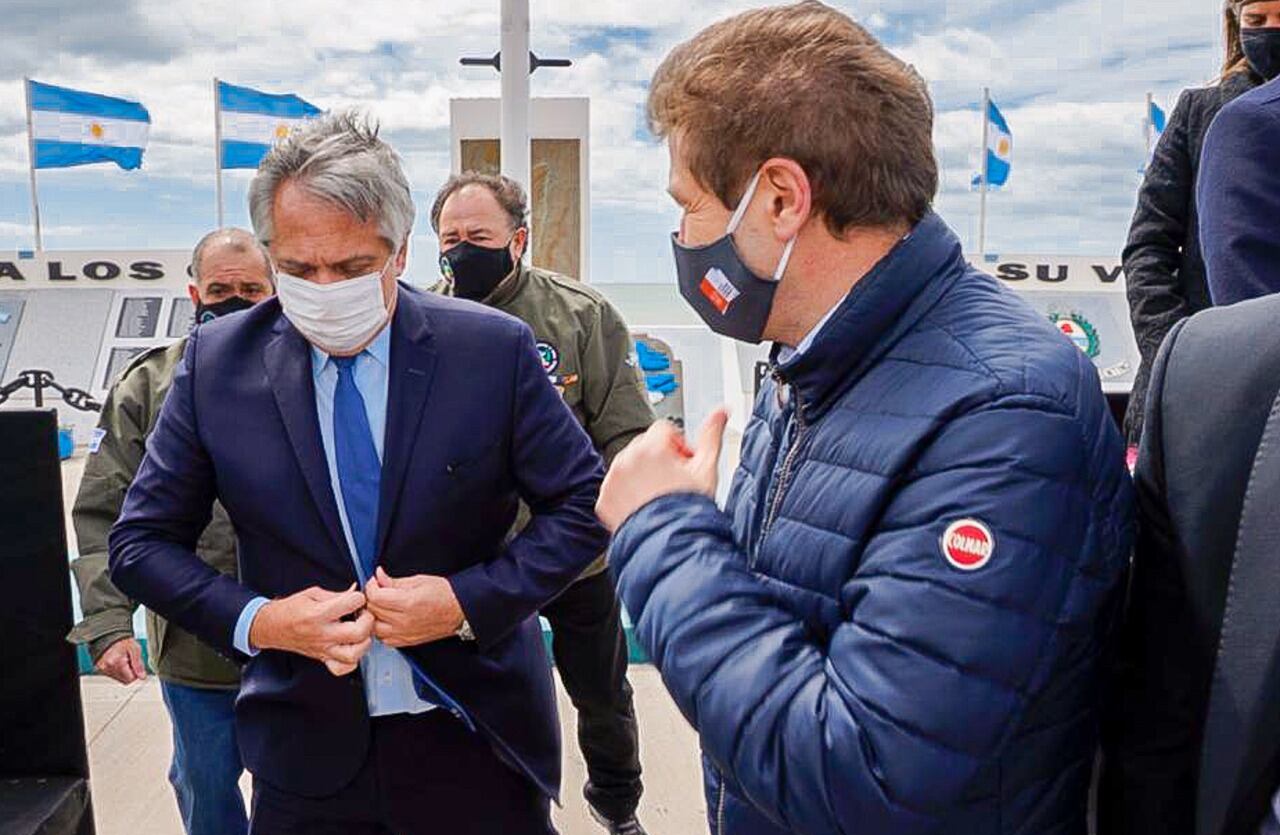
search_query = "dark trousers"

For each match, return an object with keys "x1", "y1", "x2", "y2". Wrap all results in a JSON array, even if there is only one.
[
  {"x1": 542, "y1": 569, "x2": 643, "y2": 822},
  {"x1": 248, "y1": 711, "x2": 554, "y2": 834}
]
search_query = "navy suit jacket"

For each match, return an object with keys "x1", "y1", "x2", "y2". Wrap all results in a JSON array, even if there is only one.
[
  {"x1": 1198, "y1": 75, "x2": 1280, "y2": 305},
  {"x1": 108, "y1": 284, "x2": 608, "y2": 799}
]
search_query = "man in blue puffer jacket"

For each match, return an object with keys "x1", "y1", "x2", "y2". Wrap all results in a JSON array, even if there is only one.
[{"x1": 595, "y1": 3, "x2": 1135, "y2": 833}]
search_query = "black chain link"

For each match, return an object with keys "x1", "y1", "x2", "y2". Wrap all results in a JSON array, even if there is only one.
[{"x1": 0, "y1": 369, "x2": 102, "y2": 412}]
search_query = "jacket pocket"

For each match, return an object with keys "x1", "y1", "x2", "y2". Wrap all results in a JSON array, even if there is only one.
[{"x1": 444, "y1": 440, "x2": 500, "y2": 480}]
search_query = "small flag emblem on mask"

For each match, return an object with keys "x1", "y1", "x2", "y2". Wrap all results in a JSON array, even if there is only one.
[{"x1": 700, "y1": 267, "x2": 739, "y2": 314}]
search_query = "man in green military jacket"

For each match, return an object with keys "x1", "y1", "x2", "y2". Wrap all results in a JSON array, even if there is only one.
[
  {"x1": 432, "y1": 173, "x2": 655, "y2": 835},
  {"x1": 68, "y1": 228, "x2": 273, "y2": 835}
]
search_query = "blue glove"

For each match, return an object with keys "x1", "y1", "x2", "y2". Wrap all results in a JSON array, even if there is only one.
[
  {"x1": 635, "y1": 341, "x2": 671, "y2": 372},
  {"x1": 644, "y1": 372, "x2": 678, "y2": 394}
]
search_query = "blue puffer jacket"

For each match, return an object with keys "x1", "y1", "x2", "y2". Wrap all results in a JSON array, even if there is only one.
[{"x1": 610, "y1": 213, "x2": 1134, "y2": 835}]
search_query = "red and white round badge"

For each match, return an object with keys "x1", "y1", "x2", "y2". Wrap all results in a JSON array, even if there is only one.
[{"x1": 940, "y1": 519, "x2": 995, "y2": 571}]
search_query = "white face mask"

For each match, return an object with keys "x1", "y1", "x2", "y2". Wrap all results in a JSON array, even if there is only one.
[{"x1": 275, "y1": 259, "x2": 393, "y2": 355}]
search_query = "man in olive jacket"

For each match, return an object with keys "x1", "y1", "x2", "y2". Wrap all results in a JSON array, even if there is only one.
[
  {"x1": 432, "y1": 172, "x2": 655, "y2": 835},
  {"x1": 68, "y1": 228, "x2": 273, "y2": 835}
]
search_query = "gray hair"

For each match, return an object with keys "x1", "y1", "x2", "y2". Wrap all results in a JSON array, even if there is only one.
[
  {"x1": 191, "y1": 227, "x2": 272, "y2": 282},
  {"x1": 248, "y1": 110, "x2": 416, "y2": 251}
]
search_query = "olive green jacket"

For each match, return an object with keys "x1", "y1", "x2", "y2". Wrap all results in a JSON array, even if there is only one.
[
  {"x1": 434, "y1": 263, "x2": 655, "y2": 576},
  {"x1": 67, "y1": 338, "x2": 241, "y2": 688}
]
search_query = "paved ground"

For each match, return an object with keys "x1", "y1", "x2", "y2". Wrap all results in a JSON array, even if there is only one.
[{"x1": 81, "y1": 669, "x2": 708, "y2": 835}]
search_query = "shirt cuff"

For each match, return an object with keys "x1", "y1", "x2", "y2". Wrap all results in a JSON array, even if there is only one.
[{"x1": 233, "y1": 596, "x2": 271, "y2": 657}]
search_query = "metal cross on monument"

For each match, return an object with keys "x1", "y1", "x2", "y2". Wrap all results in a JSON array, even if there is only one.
[{"x1": 459, "y1": 0, "x2": 572, "y2": 190}]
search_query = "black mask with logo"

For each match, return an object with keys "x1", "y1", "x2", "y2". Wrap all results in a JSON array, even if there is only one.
[
  {"x1": 1243, "y1": 27, "x2": 1280, "y2": 81},
  {"x1": 440, "y1": 239, "x2": 517, "y2": 302},
  {"x1": 194, "y1": 295, "x2": 255, "y2": 326}
]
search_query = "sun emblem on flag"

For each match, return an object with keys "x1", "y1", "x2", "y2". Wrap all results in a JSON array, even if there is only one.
[
  {"x1": 996, "y1": 136, "x2": 1011, "y2": 157},
  {"x1": 89, "y1": 122, "x2": 105, "y2": 139},
  {"x1": 274, "y1": 123, "x2": 291, "y2": 141},
  {"x1": 1049, "y1": 312, "x2": 1100, "y2": 359}
]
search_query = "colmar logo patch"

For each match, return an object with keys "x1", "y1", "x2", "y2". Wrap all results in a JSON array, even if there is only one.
[
  {"x1": 699, "y1": 267, "x2": 739, "y2": 314},
  {"x1": 941, "y1": 518, "x2": 995, "y2": 571}
]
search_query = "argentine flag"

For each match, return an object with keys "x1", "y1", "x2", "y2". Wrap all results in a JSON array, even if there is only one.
[
  {"x1": 972, "y1": 100, "x2": 1013, "y2": 189},
  {"x1": 218, "y1": 81, "x2": 322, "y2": 169},
  {"x1": 1149, "y1": 100, "x2": 1167, "y2": 138},
  {"x1": 27, "y1": 80, "x2": 150, "y2": 170}
]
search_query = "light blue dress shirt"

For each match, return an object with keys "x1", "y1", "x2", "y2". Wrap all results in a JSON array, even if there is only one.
[
  {"x1": 232, "y1": 325, "x2": 435, "y2": 717},
  {"x1": 777, "y1": 295, "x2": 843, "y2": 365}
]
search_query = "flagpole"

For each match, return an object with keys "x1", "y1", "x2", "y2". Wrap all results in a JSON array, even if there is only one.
[
  {"x1": 978, "y1": 86, "x2": 990, "y2": 257},
  {"x1": 23, "y1": 77, "x2": 44, "y2": 252},
  {"x1": 214, "y1": 77, "x2": 225, "y2": 228},
  {"x1": 1144, "y1": 91, "x2": 1154, "y2": 159}
]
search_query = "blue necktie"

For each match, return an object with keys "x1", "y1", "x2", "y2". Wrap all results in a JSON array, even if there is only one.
[{"x1": 332, "y1": 355, "x2": 380, "y2": 582}]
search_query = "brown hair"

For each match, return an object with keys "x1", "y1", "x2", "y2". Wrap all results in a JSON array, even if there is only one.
[
  {"x1": 647, "y1": 0, "x2": 937, "y2": 236},
  {"x1": 429, "y1": 172, "x2": 528, "y2": 234},
  {"x1": 1222, "y1": 0, "x2": 1269, "y2": 79}
]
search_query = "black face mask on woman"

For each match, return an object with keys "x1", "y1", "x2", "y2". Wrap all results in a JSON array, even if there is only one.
[
  {"x1": 1242, "y1": 27, "x2": 1280, "y2": 81},
  {"x1": 440, "y1": 238, "x2": 517, "y2": 301}
]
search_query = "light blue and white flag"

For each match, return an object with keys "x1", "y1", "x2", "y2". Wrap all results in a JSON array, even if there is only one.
[
  {"x1": 1149, "y1": 100, "x2": 1167, "y2": 138},
  {"x1": 217, "y1": 81, "x2": 322, "y2": 169},
  {"x1": 27, "y1": 80, "x2": 150, "y2": 170},
  {"x1": 972, "y1": 99, "x2": 1012, "y2": 189}
]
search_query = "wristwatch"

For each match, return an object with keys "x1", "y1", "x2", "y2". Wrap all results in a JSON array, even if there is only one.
[{"x1": 456, "y1": 618, "x2": 476, "y2": 642}]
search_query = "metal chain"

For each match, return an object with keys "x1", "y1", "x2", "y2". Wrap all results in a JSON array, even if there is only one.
[{"x1": 0, "y1": 369, "x2": 102, "y2": 412}]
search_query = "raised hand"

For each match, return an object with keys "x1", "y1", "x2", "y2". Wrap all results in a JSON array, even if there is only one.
[{"x1": 596, "y1": 407, "x2": 729, "y2": 532}]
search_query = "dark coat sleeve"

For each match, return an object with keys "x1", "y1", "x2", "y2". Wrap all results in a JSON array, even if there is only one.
[
  {"x1": 1198, "y1": 86, "x2": 1280, "y2": 305},
  {"x1": 448, "y1": 323, "x2": 609, "y2": 650},
  {"x1": 1124, "y1": 91, "x2": 1197, "y2": 369},
  {"x1": 107, "y1": 328, "x2": 259, "y2": 658},
  {"x1": 1097, "y1": 317, "x2": 1199, "y2": 835},
  {"x1": 1122, "y1": 91, "x2": 1198, "y2": 443}
]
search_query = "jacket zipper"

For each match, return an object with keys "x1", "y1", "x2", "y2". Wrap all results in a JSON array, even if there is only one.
[
  {"x1": 716, "y1": 777, "x2": 727, "y2": 835},
  {"x1": 757, "y1": 378, "x2": 809, "y2": 556}
]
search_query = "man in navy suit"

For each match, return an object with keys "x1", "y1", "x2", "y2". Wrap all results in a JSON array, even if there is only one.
[
  {"x1": 109, "y1": 110, "x2": 609, "y2": 834},
  {"x1": 1199, "y1": 75, "x2": 1280, "y2": 305}
]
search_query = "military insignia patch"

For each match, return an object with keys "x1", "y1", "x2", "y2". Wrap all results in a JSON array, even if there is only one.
[
  {"x1": 1049, "y1": 312, "x2": 1100, "y2": 359},
  {"x1": 89, "y1": 427, "x2": 107, "y2": 454},
  {"x1": 536, "y1": 341, "x2": 560, "y2": 374},
  {"x1": 550, "y1": 372, "x2": 579, "y2": 398}
]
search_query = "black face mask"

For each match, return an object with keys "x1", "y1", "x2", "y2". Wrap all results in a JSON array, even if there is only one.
[
  {"x1": 1243, "y1": 27, "x2": 1280, "y2": 81},
  {"x1": 194, "y1": 295, "x2": 255, "y2": 326},
  {"x1": 440, "y1": 239, "x2": 516, "y2": 302}
]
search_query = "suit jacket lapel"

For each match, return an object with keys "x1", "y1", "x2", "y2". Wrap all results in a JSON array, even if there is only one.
[
  {"x1": 263, "y1": 322, "x2": 351, "y2": 566},
  {"x1": 376, "y1": 292, "x2": 438, "y2": 555},
  {"x1": 1199, "y1": 387, "x2": 1280, "y2": 835}
]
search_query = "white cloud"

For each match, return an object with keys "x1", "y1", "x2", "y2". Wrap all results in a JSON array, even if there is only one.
[
  {"x1": 0, "y1": 221, "x2": 85, "y2": 238},
  {"x1": 0, "y1": 0, "x2": 1232, "y2": 267}
]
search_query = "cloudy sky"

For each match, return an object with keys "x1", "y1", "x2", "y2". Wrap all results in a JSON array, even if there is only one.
[{"x1": 0, "y1": 0, "x2": 1221, "y2": 284}]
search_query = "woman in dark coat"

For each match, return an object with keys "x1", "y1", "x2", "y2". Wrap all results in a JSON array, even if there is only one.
[{"x1": 1122, "y1": 0, "x2": 1268, "y2": 446}]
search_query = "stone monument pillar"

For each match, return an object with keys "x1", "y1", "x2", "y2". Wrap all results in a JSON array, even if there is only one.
[{"x1": 450, "y1": 97, "x2": 590, "y2": 281}]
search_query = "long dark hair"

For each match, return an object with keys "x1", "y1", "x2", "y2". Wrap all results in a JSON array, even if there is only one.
[{"x1": 1223, "y1": 0, "x2": 1252, "y2": 79}]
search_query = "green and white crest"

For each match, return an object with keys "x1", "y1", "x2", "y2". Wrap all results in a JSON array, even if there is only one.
[{"x1": 1048, "y1": 311, "x2": 1100, "y2": 359}]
